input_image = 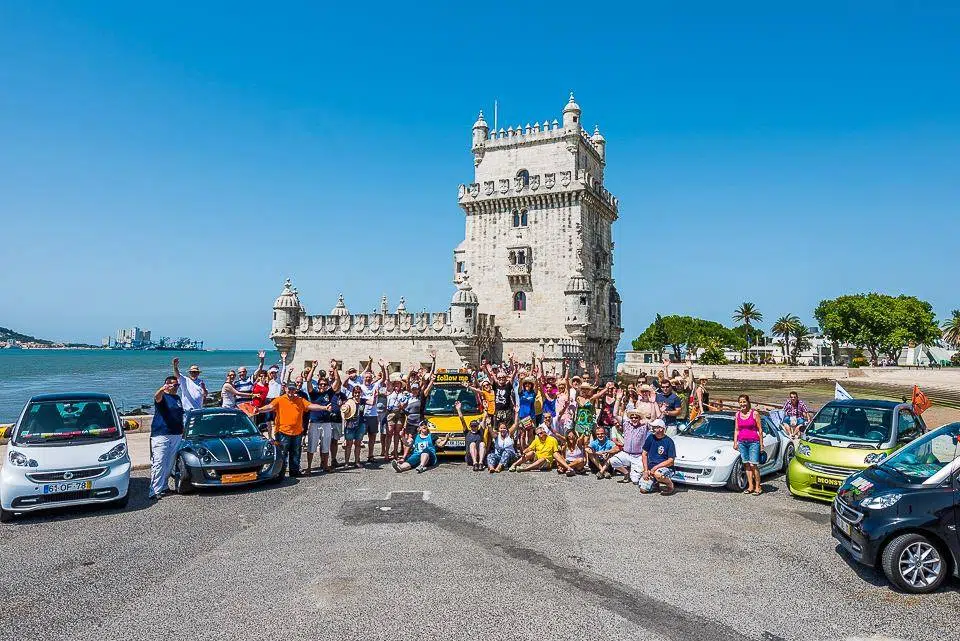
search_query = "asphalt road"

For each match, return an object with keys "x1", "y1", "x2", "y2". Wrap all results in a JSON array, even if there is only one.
[{"x1": 0, "y1": 464, "x2": 955, "y2": 641}]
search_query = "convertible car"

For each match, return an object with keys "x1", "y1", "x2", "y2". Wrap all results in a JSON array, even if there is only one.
[
  {"x1": 671, "y1": 412, "x2": 795, "y2": 491},
  {"x1": 171, "y1": 408, "x2": 284, "y2": 494}
]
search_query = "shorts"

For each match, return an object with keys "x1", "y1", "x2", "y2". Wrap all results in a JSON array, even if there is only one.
[
  {"x1": 465, "y1": 431, "x2": 484, "y2": 446},
  {"x1": 363, "y1": 415, "x2": 380, "y2": 437},
  {"x1": 307, "y1": 421, "x2": 335, "y2": 454},
  {"x1": 535, "y1": 456, "x2": 554, "y2": 469},
  {"x1": 331, "y1": 421, "x2": 344, "y2": 440},
  {"x1": 404, "y1": 416, "x2": 422, "y2": 435},
  {"x1": 344, "y1": 422, "x2": 365, "y2": 442},
  {"x1": 387, "y1": 411, "x2": 406, "y2": 428},
  {"x1": 737, "y1": 440, "x2": 761, "y2": 465},
  {"x1": 406, "y1": 450, "x2": 437, "y2": 467},
  {"x1": 639, "y1": 467, "x2": 675, "y2": 492},
  {"x1": 783, "y1": 417, "x2": 806, "y2": 428}
]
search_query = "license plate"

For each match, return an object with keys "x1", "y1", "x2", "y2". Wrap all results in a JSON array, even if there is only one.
[
  {"x1": 221, "y1": 472, "x2": 258, "y2": 484},
  {"x1": 446, "y1": 438, "x2": 465, "y2": 448},
  {"x1": 816, "y1": 476, "x2": 843, "y2": 487},
  {"x1": 834, "y1": 512, "x2": 852, "y2": 537},
  {"x1": 42, "y1": 481, "x2": 92, "y2": 494}
]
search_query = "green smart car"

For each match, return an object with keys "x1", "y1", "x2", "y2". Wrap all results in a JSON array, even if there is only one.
[{"x1": 787, "y1": 399, "x2": 925, "y2": 502}]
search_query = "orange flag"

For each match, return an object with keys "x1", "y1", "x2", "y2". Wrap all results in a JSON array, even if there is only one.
[{"x1": 912, "y1": 385, "x2": 932, "y2": 415}]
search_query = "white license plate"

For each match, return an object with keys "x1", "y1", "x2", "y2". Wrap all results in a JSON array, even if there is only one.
[
  {"x1": 834, "y1": 512, "x2": 852, "y2": 537},
  {"x1": 42, "y1": 481, "x2": 92, "y2": 494},
  {"x1": 446, "y1": 438, "x2": 465, "y2": 448}
]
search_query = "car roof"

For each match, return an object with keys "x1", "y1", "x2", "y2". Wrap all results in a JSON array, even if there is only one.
[
  {"x1": 820, "y1": 399, "x2": 903, "y2": 410},
  {"x1": 28, "y1": 392, "x2": 114, "y2": 403},
  {"x1": 189, "y1": 408, "x2": 244, "y2": 415}
]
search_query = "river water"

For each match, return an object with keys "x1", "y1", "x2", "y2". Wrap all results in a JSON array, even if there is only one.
[{"x1": 0, "y1": 349, "x2": 278, "y2": 422}]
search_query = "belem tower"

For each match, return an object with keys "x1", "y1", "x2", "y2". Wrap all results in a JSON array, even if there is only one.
[{"x1": 270, "y1": 94, "x2": 623, "y2": 376}]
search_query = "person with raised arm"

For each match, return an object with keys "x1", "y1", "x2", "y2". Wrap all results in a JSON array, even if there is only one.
[
  {"x1": 172, "y1": 357, "x2": 207, "y2": 416},
  {"x1": 148, "y1": 375, "x2": 184, "y2": 500},
  {"x1": 255, "y1": 381, "x2": 331, "y2": 478}
]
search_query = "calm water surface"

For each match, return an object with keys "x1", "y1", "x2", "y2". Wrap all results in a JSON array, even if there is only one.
[{"x1": 0, "y1": 349, "x2": 278, "y2": 422}]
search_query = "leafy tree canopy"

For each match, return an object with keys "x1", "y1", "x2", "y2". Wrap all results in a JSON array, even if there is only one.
[
  {"x1": 814, "y1": 293, "x2": 940, "y2": 363},
  {"x1": 633, "y1": 315, "x2": 744, "y2": 360}
]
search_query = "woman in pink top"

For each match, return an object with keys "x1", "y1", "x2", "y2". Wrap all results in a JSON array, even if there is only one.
[{"x1": 732, "y1": 394, "x2": 765, "y2": 495}]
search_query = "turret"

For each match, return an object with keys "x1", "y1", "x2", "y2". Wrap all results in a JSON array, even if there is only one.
[
  {"x1": 449, "y1": 274, "x2": 479, "y2": 335},
  {"x1": 562, "y1": 92, "x2": 581, "y2": 130},
  {"x1": 592, "y1": 124, "x2": 606, "y2": 163},
  {"x1": 564, "y1": 269, "x2": 591, "y2": 338},
  {"x1": 331, "y1": 294, "x2": 349, "y2": 316},
  {"x1": 472, "y1": 110, "x2": 489, "y2": 167},
  {"x1": 271, "y1": 279, "x2": 302, "y2": 350}
]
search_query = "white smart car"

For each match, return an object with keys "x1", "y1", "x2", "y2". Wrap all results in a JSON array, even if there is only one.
[
  {"x1": 1, "y1": 393, "x2": 131, "y2": 522},
  {"x1": 670, "y1": 412, "x2": 795, "y2": 491}
]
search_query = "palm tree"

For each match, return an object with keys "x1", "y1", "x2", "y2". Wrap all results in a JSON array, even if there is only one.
[
  {"x1": 771, "y1": 314, "x2": 800, "y2": 363},
  {"x1": 943, "y1": 309, "x2": 960, "y2": 348},
  {"x1": 733, "y1": 302, "x2": 763, "y2": 363},
  {"x1": 790, "y1": 323, "x2": 813, "y2": 365}
]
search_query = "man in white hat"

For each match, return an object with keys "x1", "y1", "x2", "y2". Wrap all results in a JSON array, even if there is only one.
[
  {"x1": 172, "y1": 358, "x2": 207, "y2": 415},
  {"x1": 640, "y1": 419, "x2": 677, "y2": 495}
]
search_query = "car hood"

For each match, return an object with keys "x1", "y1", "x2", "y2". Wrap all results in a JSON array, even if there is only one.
[
  {"x1": 9, "y1": 437, "x2": 126, "y2": 470},
  {"x1": 837, "y1": 466, "x2": 908, "y2": 503},
  {"x1": 182, "y1": 434, "x2": 270, "y2": 463},
  {"x1": 796, "y1": 439, "x2": 890, "y2": 470},
  {"x1": 672, "y1": 435, "x2": 732, "y2": 463},
  {"x1": 424, "y1": 415, "x2": 481, "y2": 435}
]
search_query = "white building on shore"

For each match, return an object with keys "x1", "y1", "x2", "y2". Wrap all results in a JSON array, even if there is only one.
[{"x1": 271, "y1": 95, "x2": 623, "y2": 375}]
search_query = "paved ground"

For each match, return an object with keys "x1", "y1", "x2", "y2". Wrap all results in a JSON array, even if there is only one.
[{"x1": 0, "y1": 462, "x2": 955, "y2": 641}]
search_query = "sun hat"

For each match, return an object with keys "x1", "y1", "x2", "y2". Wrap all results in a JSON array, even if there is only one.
[
  {"x1": 650, "y1": 418, "x2": 666, "y2": 429},
  {"x1": 341, "y1": 399, "x2": 357, "y2": 420},
  {"x1": 640, "y1": 384, "x2": 653, "y2": 392},
  {"x1": 522, "y1": 376, "x2": 536, "y2": 385},
  {"x1": 626, "y1": 408, "x2": 642, "y2": 418},
  {"x1": 188, "y1": 365, "x2": 201, "y2": 373}
]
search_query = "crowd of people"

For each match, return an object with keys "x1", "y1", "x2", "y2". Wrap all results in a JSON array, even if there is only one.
[{"x1": 146, "y1": 352, "x2": 814, "y2": 501}]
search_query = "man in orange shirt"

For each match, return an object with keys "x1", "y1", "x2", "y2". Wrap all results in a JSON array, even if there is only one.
[{"x1": 256, "y1": 381, "x2": 329, "y2": 478}]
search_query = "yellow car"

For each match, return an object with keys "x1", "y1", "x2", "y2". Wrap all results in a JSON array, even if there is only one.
[
  {"x1": 787, "y1": 399, "x2": 925, "y2": 502},
  {"x1": 422, "y1": 371, "x2": 484, "y2": 456}
]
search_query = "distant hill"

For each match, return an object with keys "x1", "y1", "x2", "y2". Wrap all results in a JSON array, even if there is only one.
[{"x1": 0, "y1": 326, "x2": 97, "y2": 348}]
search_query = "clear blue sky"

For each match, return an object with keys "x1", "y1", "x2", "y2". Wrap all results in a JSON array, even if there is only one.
[{"x1": 1, "y1": 2, "x2": 957, "y2": 349}]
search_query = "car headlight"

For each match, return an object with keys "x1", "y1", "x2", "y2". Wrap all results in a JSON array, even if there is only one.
[
  {"x1": 98, "y1": 443, "x2": 127, "y2": 462},
  {"x1": 7, "y1": 450, "x2": 38, "y2": 467},
  {"x1": 863, "y1": 452, "x2": 887, "y2": 465},
  {"x1": 195, "y1": 446, "x2": 215, "y2": 464},
  {"x1": 263, "y1": 441, "x2": 275, "y2": 458},
  {"x1": 860, "y1": 493, "x2": 902, "y2": 509},
  {"x1": 797, "y1": 444, "x2": 811, "y2": 457}
]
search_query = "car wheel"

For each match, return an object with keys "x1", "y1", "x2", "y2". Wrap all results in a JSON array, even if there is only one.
[
  {"x1": 881, "y1": 533, "x2": 948, "y2": 594},
  {"x1": 0, "y1": 506, "x2": 13, "y2": 523},
  {"x1": 173, "y1": 457, "x2": 195, "y2": 495},
  {"x1": 725, "y1": 457, "x2": 747, "y2": 491},
  {"x1": 781, "y1": 443, "x2": 795, "y2": 473}
]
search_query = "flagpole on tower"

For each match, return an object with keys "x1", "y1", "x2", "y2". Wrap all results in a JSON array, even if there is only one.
[{"x1": 494, "y1": 99, "x2": 498, "y2": 132}]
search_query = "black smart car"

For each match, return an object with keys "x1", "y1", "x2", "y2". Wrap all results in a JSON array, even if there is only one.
[
  {"x1": 832, "y1": 421, "x2": 960, "y2": 593},
  {"x1": 171, "y1": 408, "x2": 284, "y2": 494}
]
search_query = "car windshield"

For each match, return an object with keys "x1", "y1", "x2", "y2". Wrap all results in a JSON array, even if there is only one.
[
  {"x1": 14, "y1": 400, "x2": 119, "y2": 445},
  {"x1": 424, "y1": 385, "x2": 480, "y2": 415},
  {"x1": 806, "y1": 404, "x2": 893, "y2": 445},
  {"x1": 185, "y1": 412, "x2": 259, "y2": 438},
  {"x1": 879, "y1": 422, "x2": 960, "y2": 484},
  {"x1": 681, "y1": 416, "x2": 735, "y2": 440}
]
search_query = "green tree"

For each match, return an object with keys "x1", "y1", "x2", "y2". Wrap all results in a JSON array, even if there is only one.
[
  {"x1": 771, "y1": 314, "x2": 801, "y2": 363},
  {"x1": 814, "y1": 293, "x2": 940, "y2": 364},
  {"x1": 732, "y1": 302, "x2": 763, "y2": 362},
  {"x1": 942, "y1": 310, "x2": 960, "y2": 349},
  {"x1": 698, "y1": 339, "x2": 728, "y2": 365},
  {"x1": 790, "y1": 324, "x2": 813, "y2": 365},
  {"x1": 633, "y1": 315, "x2": 742, "y2": 361}
]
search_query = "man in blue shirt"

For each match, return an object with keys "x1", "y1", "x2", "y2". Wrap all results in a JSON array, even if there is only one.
[
  {"x1": 641, "y1": 419, "x2": 676, "y2": 495},
  {"x1": 655, "y1": 379, "x2": 683, "y2": 427},
  {"x1": 586, "y1": 425, "x2": 620, "y2": 479},
  {"x1": 149, "y1": 376, "x2": 184, "y2": 501}
]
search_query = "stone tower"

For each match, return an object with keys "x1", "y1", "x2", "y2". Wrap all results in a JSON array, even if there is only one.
[{"x1": 456, "y1": 93, "x2": 623, "y2": 375}]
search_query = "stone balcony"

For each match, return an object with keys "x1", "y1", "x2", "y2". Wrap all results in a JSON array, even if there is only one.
[{"x1": 506, "y1": 263, "x2": 530, "y2": 276}]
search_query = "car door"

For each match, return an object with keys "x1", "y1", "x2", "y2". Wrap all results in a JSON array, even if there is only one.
[
  {"x1": 759, "y1": 417, "x2": 780, "y2": 472},
  {"x1": 896, "y1": 409, "x2": 923, "y2": 449}
]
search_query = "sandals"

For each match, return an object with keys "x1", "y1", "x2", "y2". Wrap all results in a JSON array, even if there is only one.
[
  {"x1": 391, "y1": 460, "x2": 401, "y2": 473},
  {"x1": 617, "y1": 477, "x2": 632, "y2": 484},
  {"x1": 566, "y1": 470, "x2": 576, "y2": 477}
]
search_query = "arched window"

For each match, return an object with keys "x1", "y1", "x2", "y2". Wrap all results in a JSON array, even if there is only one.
[
  {"x1": 513, "y1": 291, "x2": 526, "y2": 312},
  {"x1": 508, "y1": 251, "x2": 517, "y2": 265},
  {"x1": 520, "y1": 209, "x2": 528, "y2": 226},
  {"x1": 516, "y1": 249, "x2": 525, "y2": 265},
  {"x1": 512, "y1": 210, "x2": 520, "y2": 227},
  {"x1": 517, "y1": 169, "x2": 530, "y2": 188}
]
